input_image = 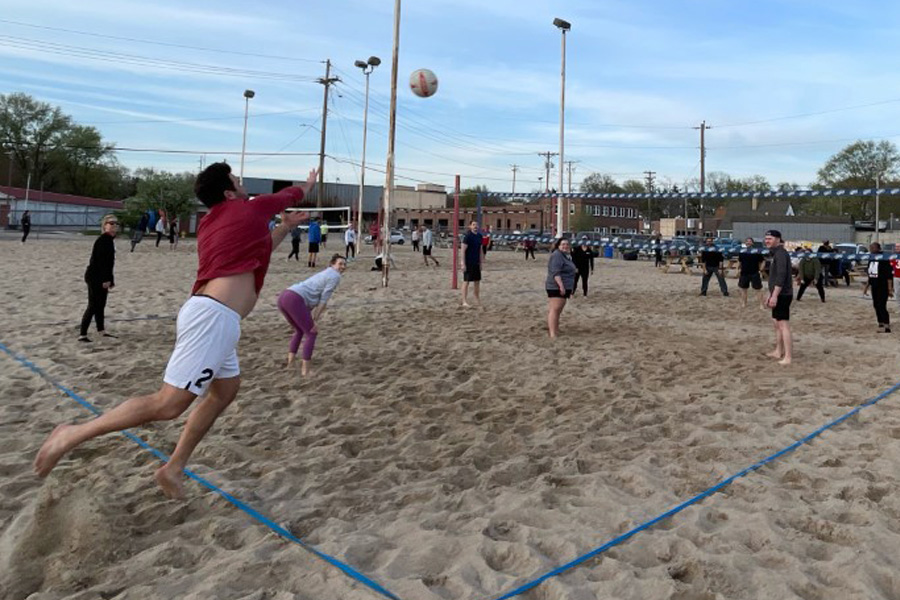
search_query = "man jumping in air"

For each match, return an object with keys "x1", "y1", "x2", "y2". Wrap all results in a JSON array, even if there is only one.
[{"x1": 34, "y1": 163, "x2": 317, "y2": 499}]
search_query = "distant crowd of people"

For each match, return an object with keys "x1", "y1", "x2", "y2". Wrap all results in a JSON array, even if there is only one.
[{"x1": 695, "y1": 233, "x2": 897, "y2": 365}]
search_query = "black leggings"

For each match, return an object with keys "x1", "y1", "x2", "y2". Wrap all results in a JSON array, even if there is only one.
[
  {"x1": 156, "y1": 231, "x2": 164, "y2": 247},
  {"x1": 80, "y1": 282, "x2": 109, "y2": 336},
  {"x1": 872, "y1": 286, "x2": 890, "y2": 327},
  {"x1": 574, "y1": 269, "x2": 590, "y2": 296},
  {"x1": 797, "y1": 277, "x2": 825, "y2": 301},
  {"x1": 346, "y1": 242, "x2": 356, "y2": 258},
  {"x1": 288, "y1": 239, "x2": 301, "y2": 260},
  {"x1": 525, "y1": 248, "x2": 535, "y2": 260},
  {"x1": 22, "y1": 226, "x2": 30, "y2": 243}
]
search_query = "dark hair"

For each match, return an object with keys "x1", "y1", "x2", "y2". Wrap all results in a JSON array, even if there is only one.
[
  {"x1": 870, "y1": 242, "x2": 882, "y2": 252},
  {"x1": 553, "y1": 237, "x2": 570, "y2": 250},
  {"x1": 329, "y1": 253, "x2": 346, "y2": 265},
  {"x1": 194, "y1": 162, "x2": 235, "y2": 208}
]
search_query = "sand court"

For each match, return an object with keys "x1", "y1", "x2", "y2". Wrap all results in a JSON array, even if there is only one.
[{"x1": 2, "y1": 237, "x2": 900, "y2": 599}]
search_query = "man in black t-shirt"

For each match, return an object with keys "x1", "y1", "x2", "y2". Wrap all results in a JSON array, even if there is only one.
[
  {"x1": 699, "y1": 238, "x2": 729, "y2": 297},
  {"x1": 460, "y1": 221, "x2": 483, "y2": 307},
  {"x1": 863, "y1": 242, "x2": 894, "y2": 333},
  {"x1": 765, "y1": 230, "x2": 793, "y2": 365},
  {"x1": 737, "y1": 237, "x2": 765, "y2": 309}
]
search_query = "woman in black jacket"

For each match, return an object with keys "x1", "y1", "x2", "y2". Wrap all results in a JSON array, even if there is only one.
[
  {"x1": 20, "y1": 211, "x2": 32, "y2": 243},
  {"x1": 79, "y1": 214, "x2": 118, "y2": 342},
  {"x1": 571, "y1": 240, "x2": 595, "y2": 297}
]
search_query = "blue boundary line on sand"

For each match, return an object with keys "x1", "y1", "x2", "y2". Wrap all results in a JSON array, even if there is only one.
[
  {"x1": 490, "y1": 380, "x2": 900, "y2": 600},
  {"x1": 0, "y1": 342, "x2": 402, "y2": 600}
]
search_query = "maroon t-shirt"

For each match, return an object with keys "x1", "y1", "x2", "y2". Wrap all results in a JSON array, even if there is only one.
[{"x1": 192, "y1": 187, "x2": 304, "y2": 295}]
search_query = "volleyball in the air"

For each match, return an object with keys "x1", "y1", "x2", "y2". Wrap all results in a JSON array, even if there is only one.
[{"x1": 409, "y1": 69, "x2": 438, "y2": 98}]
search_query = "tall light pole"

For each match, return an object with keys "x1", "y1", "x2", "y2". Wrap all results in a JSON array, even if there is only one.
[
  {"x1": 355, "y1": 56, "x2": 381, "y2": 256},
  {"x1": 553, "y1": 17, "x2": 570, "y2": 237},
  {"x1": 382, "y1": 0, "x2": 401, "y2": 287},
  {"x1": 239, "y1": 89, "x2": 255, "y2": 184},
  {"x1": 875, "y1": 171, "x2": 881, "y2": 244}
]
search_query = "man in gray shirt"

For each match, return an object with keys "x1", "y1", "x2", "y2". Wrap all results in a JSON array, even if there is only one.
[{"x1": 765, "y1": 229, "x2": 793, "y2": 365}]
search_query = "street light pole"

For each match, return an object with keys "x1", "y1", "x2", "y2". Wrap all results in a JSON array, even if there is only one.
[
  {"x1": 553, "y1": 17, "x2": 570, "y2": 237},
  {"x1": 382, "y1": 0, "x2": 401, "y2": 287},
  {"x1": 239, "y1": 89, "x2": 255, "y2": 184},
  {"x1": 355, "y1": 56, "x2": 381, "y2": 257},
  {"x1": 875, "y1": 171, "x2": 881, "y2": 244}
]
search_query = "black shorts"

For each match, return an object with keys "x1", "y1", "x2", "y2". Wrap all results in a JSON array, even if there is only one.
[
  {"x1": 423, "y1": 245, "x2": 432, "y2": 256},
  {"x1": 309, "y1": 242, "x2": 320, "y2": 253},
  {"x1": 772, "y1": 295, "x2": 792, "y2": 321},
  {"x1": 738, "y1": 272, "x2": 763, "y2": 290},
  {"x1": 463, "y1": 265, "x2": 481, "y2": 282},
  {"x1": 322, "y1": 234, "x2": 327, "y2": 242},
  {"x1": 547, "y1": 289, "x2": 573, "y2": 299}
]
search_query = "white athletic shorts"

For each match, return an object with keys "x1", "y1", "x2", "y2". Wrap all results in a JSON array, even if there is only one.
[{"x1": 163, "y1": 295, "x2": 241, "y2": 396}]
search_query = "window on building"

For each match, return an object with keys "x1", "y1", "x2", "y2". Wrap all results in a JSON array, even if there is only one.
[
  {"x1": 602, "y1": 206, "x2": 610, "y2": 216},
  {"x1": 397, "y1": 218, "x2": 406, "y2": 227},
  {"x1": 569, "y1": 204, "x2": 575, "y2": 215},
  {"x1": 437, "y1": 219, "x2": 447, "y2": 228}
]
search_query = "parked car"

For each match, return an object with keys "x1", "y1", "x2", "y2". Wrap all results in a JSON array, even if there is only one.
[
  {"x1": 833, "y1": 243, "x2": 869, "y2": 268},
  {"x1": 364, "y1": 230, "x2": 406, "y2": 244}
]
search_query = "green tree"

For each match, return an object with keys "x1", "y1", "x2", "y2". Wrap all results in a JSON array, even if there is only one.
[
  {"x1": 0, "y1": 92, "x2": 72, "y2": 186},
  {"x1": 706, "y1": 171, "x2": 771, "y2": 193},
  {"x1": 123, "y1": 169, "x2": 197, "y2": 227},
  {"x1": 580, "y1": 173, "x2": 622, "y2": 193},
  {"x1": 621, "y1": 179, "x2": 647, "y2": 193},
  {"x1": 459, "y1": 185, "x2": 490, "y2": 207},
  {"x1": 817, "y1": 140, "x2": 900, "y2": 218},
  {"x1": 46, "y1": 124, "x2": 121, "y2": 196}
]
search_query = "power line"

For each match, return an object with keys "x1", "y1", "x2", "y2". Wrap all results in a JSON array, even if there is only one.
[
  {"x1": 85, "y1": 107, "x2": 321, "y2": 126},
  {"x1": 0, "y1": 19, "x2": 323, "y2": 63},
  {"x1": 0, "y1": 36, "x2": 320, "y2": 83}
]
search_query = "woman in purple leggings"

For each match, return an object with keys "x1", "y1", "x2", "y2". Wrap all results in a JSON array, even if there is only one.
[{"x1": 277, "y1": 254, "x2": 347, "y2": 376}]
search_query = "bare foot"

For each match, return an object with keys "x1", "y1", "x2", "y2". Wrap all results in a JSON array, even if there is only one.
[
  {"x1": 300, "y1": 360, "x2": 311, "y2": 377},
  {"x1": 778, "y1": 358, "x2": 792, "y2": 365},
  {"x1": 34, "y1": 424, "x2": 75, "y2": 477},
  {"x1": 461, "y1": 302, "x2": 471, "y2": 308},
  {"x1": 286, "y1": 353, "x2": 295, "y2": 369},
  {"x1": 155, "y1": 465, "x2": 185, "y2": 500},
  {"x1": 765, "y1": 350, "x2": 783, "y2": 359}
]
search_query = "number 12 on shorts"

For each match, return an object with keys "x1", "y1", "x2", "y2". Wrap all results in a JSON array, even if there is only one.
[{"x1": 185, "y1": 368, "x2": 214, "y2": 391}]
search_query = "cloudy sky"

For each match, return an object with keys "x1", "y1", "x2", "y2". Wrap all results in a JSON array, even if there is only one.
[{"x1": 3, "y1": 0, "x2": 900, "y2": 193}]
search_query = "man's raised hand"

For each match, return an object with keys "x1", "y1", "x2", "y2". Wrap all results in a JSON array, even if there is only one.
[{"x1": 300, "y1": 169, "x2": 318, "y2": 197}]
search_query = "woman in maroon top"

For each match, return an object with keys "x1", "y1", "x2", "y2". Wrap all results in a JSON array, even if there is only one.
[{"x1": 35, "y1": 163, "x2": 317, "y2": 499}]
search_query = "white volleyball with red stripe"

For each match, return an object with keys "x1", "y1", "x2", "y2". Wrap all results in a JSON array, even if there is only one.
[{"x1": 409, "y1": 69, "x2": 438, "y2": 98}]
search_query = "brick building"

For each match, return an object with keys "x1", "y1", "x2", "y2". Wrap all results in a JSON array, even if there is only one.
[{"x1": 391, "y1": 194, "x2": 642, "y2": 235}]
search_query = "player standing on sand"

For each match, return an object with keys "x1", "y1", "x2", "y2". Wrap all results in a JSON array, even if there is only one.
[
  {"x1": 34, "y1": 163, "x2": 317, "y2": 499},
  {"x1": 460, "y1": 221, "x2": 483, "y2": 308},
  {"x1": 764, "y1": 229, "x2": 793, "y2": 365}
]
